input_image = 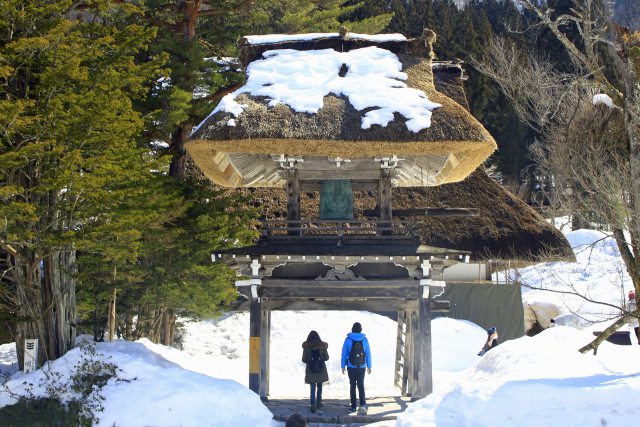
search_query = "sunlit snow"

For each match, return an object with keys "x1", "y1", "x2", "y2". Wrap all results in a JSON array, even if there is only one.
[
  {"x1": 193, "y1": 46, "x2": 441, "y2": 135},
  {"x1": 2, "y1": 227, "x2": 639, "y2": 426}
]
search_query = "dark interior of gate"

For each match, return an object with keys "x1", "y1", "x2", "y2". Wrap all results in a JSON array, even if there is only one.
[{"x1": 185, "y1": 28, "x2": 573, "y2": 421}]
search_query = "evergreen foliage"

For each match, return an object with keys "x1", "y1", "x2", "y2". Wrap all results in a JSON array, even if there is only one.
[
  {"x1": 249, "y1": 1, "x2": 392, "y2": 34},
  {"x1": 0, "y1": 0, "x2": 167, "y2": 363},
  {"x1": 1, "y1": 0, "x2": 258, "y2": 356}
]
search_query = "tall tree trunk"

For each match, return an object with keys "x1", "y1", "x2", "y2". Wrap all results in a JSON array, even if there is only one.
[
  {"x1": 125, "y1": 308, "x2": 133, "y2": 341},
  {"x1": 182, "y1": 0, "x2": 200, "y2": 41},
  {"x1": 169, "y1": 125, "x2": 191, "y2": 179},
  {"x1": 93, "y1": 299, "x2": 104, "y2": 342},
  {"x1": 583, "y1": 52, "x2": 640, "y2": 355},
  {"x1": 161, "y1": 309, "x2": 175, "y2": 346},
  {"x1": 150, "y1": 308, "x2": 159, "y2": 343},
  {"x1": 107, "y1": 287, "x2": 117, "y2": 341},
  {"x1": 168, "y1": 0, "x2": 200, "y2": 180},
  {"x1": 169, "y1": 315, "x2": 177, "y2": 345},
  {"x1": 624, "y1": 48, "x2": 640, "y2": 294},
  {"x1": 14, "y1": 248, "x2": 76, "y2": 369}
]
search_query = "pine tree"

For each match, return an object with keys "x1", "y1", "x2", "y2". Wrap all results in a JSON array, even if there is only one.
[
  {"x1": 138, "y1": 0, "x2": 255, "y2": 179},
  {"x1": 125, "y1": 181, "x2": 258, "y2": 344},
  {"x1": 0, "y1": 0, "x2": 166, "y2": 366}
]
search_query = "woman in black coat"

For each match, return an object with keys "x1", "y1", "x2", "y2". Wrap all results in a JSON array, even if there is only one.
[{"x1": 302, "y1": 330, "x2": 329, "y2": 413}]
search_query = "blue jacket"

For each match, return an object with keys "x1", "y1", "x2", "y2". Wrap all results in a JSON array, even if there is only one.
[{"x1": 341, "y1": 332, "x2": 372, "y2": 369}]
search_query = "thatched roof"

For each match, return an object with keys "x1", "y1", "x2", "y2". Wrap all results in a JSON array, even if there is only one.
[
  {"x1": 228, "y1": 60, "x2": 573, "y2": 262},
  {"x1": 183, "y1": 58, "x2": 572, "y2": 262},
  {"x1": 187, "y1": 30, "x2": 496, "y2": 188},
  {"x1": 233, "y1": 169, "x2": 573, "y2": 262}
]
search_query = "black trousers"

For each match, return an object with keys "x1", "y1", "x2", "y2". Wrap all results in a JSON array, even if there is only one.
[
  {"x1": 310, "y1": 382, "x2": 322, "y2": 405},
  {"x1": 347, "y1": 367, "x2": 366, "y2": 408}
]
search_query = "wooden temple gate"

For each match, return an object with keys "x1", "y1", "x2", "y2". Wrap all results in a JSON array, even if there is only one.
[
  {"x1": 214, "y1": 165, "x2": 476, "y2": 400},
  {"x1": 186, "y1": 29, "x2": 499, "y2": 402}
]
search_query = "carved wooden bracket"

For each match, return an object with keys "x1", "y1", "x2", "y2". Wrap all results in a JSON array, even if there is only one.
[{"x1": 315, "y1": 268, "x2": 364, "y2": 281}]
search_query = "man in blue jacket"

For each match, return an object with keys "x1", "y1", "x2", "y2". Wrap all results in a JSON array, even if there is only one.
[{"x1": 341, "y1": 322, "x2": 372, "y2": 415}]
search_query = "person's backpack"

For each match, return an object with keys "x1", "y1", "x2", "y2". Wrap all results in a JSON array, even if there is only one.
[
  {"x1": 348, "y1": 339, "x2": 365, "y2": 367},
  {"x1": 308, "y1": 348, "x2": 324, "y2": 373}
]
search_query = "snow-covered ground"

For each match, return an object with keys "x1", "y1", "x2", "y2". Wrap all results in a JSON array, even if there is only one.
[
  {"x1": 1, "y1": 228, "x2": 639, "y2": 426},
  {"x1": 500, "y1": 228, "x2": 633, "y2": 331},
  {"x1": 397, "y1": 326, "x2": 640, "y2": 427}
]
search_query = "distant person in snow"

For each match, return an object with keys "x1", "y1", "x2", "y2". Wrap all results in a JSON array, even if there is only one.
[
  {"x1": 341, "y1": 322, "x2": 372, "y2": 415},
  {"x1": 285, "y1": 412, "x2": 307, "y2": 427},
  {"x1": 302, "y1": 330, "x2": 329, "y2": 414},
  {"x1": 477, "y1": 326, "x2": 499, "y2": 356},
  {"x1": 628, "y1": 290, "x2": 639, "y2": 345}
]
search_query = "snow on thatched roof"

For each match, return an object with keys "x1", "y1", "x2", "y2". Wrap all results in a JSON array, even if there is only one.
[
  {"x1": 187, "y1": 29, "x2": 496, "y2": 188},
  {"x1": 192, "y1": 46, "x2": 442, "y2": 134},
  {"x1": 243, "y1": 32, "x2": 407, "y2": 45}
]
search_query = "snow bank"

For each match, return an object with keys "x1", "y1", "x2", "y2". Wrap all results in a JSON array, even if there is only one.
[
  {"x1": 551, "y1": 313, "x2": 592, "y2": 329},
  {"x1": 194, "y1": 46, "x2": 441, "y2": 134},
  {"x1": 502, "y1": 229, "x2": 632, "y2": 332},
  {"x1": 397, "y1": 327, "x2": 640, "y2": 427},
  {"x1": 0, "y1": 338, "x2": 272, "y2": 427},
  {"x1": 2, "y1": 222, "x2": 637, "y2": 426},
  {"x1": 432, "y1": 318, "x2": 487, "y2": 372}
]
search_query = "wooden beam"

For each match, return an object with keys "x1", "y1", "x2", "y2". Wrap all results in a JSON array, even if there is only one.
[
  {"x1": 261, "y1": 286, "x2": 420, "y2": 299},
  {"x1": 297, "y1": 169, "x2": 381, "y2": 181},
  {"x1": 430, "y1": 300, "x2": 451, "y2": 312},
  {"x1": 301, "y1": 181, "x2": 378, "y2": 191},
  {"x1": 364, "y1": 208, "x2": 480, "y2": 217},
  {"x1": 416, "y1": 295, "x2": 433, "y2": 398},
  {"x1": 425, "y1": 208, "x2": 480, "y2": 217},
  {"x1": 261, "y1": 299, "x2": 418, "y2": 311},
  {"x1": 261, "y1": 279, "x2": 420, "y2": 288}
]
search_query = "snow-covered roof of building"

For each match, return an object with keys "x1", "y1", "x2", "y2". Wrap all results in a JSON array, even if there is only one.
[
  {"x1": 187, "y1": 29, "x2": 497, "y2": 188},
  {"x1": 243, "y1": 32, "x2": 407, "y2": 45}
]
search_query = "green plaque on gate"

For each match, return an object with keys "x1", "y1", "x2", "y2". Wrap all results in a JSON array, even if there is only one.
[{"x1": 320, "y1": 180, "x2": 353, "y2": 220}]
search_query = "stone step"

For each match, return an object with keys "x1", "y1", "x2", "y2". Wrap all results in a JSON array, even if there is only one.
[{"x1": 265, "y1": 395, "x2": 411, "y2": 425}]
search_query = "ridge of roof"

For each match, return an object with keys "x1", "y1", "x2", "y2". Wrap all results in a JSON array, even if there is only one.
[{"x1": 238, "y1": 27, "x2": 436, "y2": 68}]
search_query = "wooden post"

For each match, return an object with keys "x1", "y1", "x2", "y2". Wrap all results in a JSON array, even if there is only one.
[
  {"x1": 249, "y1": 299, "x2": 262, "y2": 394},
  {"x1": 407, "y1": 291, "x2": 433, "y2": 400},
  {"x1": 259, "y1": 309, "x2": 271, "y2": 400},
  {"x1": 378, "y1": 169, "x2": 392, "y2": 234},
  {"x1": 407, "y1": 310, "x2": 419, "y2": 397},
  {"x1": 417, "y1": 293, "x2": 433, "y2": 398},
  {"x1": 286, "y1": 169, "x2": 300, "y2": 235}
]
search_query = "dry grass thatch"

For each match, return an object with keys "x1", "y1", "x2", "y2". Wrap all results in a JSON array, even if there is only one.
[
  {"x1": 187, "y1": 33, "x2": 497, "y2": 188},
  {"x1": 231, "y1": 169, "x2": 574, "y2": 262}
]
